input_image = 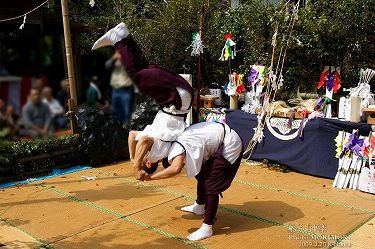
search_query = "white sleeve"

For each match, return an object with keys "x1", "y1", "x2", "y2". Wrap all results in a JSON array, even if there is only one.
[
  {"x1": 168, "y1": 142, "x2": 185, "y2": 163},
  {"x1": 53, "y1": 100, "x2": 64, "y2": 115}
]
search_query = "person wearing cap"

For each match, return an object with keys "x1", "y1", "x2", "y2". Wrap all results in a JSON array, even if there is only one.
[
  {"x1": 92, "y1": 23, "x2": 193, "y2": 179},
  {"x1": 138, "y1": 121, "x2": 243, "y2": 241}
]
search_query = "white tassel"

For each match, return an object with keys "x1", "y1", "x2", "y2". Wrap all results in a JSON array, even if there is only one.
[
  {"x1": 271, "y1": 30, "x2": 277, "y2": 47},
  {"x1": 219, "y1": 46, "x2": 225, "y2": 61},
  {"x1": 19, "y1": 15, "x2": 26, "y2": 30},
  {"x1": 278, "y1": 74, "x2": 284, "y2": 88},
  {"x1": 191, "y1": 33, "x2": 204, "y2": 56}
]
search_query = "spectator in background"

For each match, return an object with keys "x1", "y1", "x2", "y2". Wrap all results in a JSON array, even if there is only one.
[
  {"x1": 0, "y1": 64, "x2": 9, "y2": 76},
  {"x1": 3, "y1": 105, "x2": 20, "y2": 139},
  {"x1": 106, "y1": 51, "x2": 135, "y2": 125},
  {"x1": 57, "y1": 78, "x2": 69, "y2": 112},
  {"x1": 34, "y1": 77, "x2": 45, "y2": 93},
  {"x1": 22, "y1": 88, "x2": 53, "y2": 139},
  {"x1": 86, "y1": 75, "x2": 110, "y2": 109},
  {"x1": 42, "y1": 86, "x2": 67, "y2": 130},
  {"x1": 0, "y1": 102, "x2": 20, "y2": 139},
  {"x1": 0, "y1": 98, "x2": 10, "y2": 139},
  {"x1": 0, "y1": 98, "x2": 5, "y2": 116}
]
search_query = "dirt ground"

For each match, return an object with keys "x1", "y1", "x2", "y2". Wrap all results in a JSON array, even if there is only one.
[{"x1": 1, "y1": 161, "x2": 374, "y2": 249}]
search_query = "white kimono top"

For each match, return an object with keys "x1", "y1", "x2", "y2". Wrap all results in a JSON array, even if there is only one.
[{"x1": 168, "y1": 122, "x2": 242, "y2": 178}]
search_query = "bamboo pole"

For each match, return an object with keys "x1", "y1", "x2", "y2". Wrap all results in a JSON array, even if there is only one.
[
  {"x1": 61, "y1": 0, "x2": 78, "y2": 133},
  {"x1": 195, "y1": 5, "x2": 205, "y2": 123}
]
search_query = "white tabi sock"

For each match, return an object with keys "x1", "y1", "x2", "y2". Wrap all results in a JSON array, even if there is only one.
[
  {"x1": 187, "y1": 223, "x2": 213, "y2": 241},
  {"x1": 92, "y1": 22, "x2": 130, "y2": 50},
  {"x1": 181, "y1": 201, "x2": 205, "y2": 215}
]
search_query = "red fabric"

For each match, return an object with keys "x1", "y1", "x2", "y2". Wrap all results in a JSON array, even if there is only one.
[
  {"x1": 224, "y1": 33, "x2": 233, "y2": 41},
  {"x1": 234, "y1": 73, "x2": 239, "y2": 83},
  {"x1": 333, "y1": 71, "x2": 341, "y2": 93},
  {"x1": 42, "y1": 76, "x2": 49, "y2": 87},
  {"x1": 236, "y1": 83, "x2": 245, "y2": 94},
  {"x1": 316, "y1": 70, "x2": 329, "y2": 89},
  {"x1": 0, "y1": 81, "x2": 9, "y2": 103},
  {"x1": 20, "y1": 76, "x2": 32, "y2": 108}
]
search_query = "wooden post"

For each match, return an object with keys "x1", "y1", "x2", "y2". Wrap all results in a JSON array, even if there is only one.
[
  {"x1": 230, "y1": 95, "x2": 238, "y2": 110},
  {"x1": 61, "y1": 0, "x2": 78, "y2": 133},
  {"x1": 195, "y1": 5, "x2": 205, "y2": 123}
]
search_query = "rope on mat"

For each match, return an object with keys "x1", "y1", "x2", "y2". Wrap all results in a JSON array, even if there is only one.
[
  {"x1": 36, "y1": 184, "x2": 207, "y2": 249},
  {"x1": 91, "y1": 169, "x2": 323, "y2": 238},
  {"x1": 233, "y1": 179, "x2": 375, "y2": 214},
  {"x1": 0, "y1": 219, "x2": 53, "y2": 249}
]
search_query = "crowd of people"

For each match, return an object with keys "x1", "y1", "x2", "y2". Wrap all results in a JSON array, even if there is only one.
[
  {"x1": 0, "y1": 78, "x2": 69, "y2": 140},
  {"x1": 1, "y1": 53, "x2": 136, "y2": 141}
]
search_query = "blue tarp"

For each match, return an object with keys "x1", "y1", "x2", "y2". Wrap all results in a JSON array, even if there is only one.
[
  {"x1": 226, "y1": 110, "x2": 371, "y2": 179},
  {"x1": 0, "y1": 166, "x2": 92, "y2": 189}
]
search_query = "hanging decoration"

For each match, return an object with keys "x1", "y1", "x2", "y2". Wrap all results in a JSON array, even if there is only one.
[
  {"x1": 219, "y1": 33, "x2": 236, "y2": 61},
  {"x1": 224, "y1": 73, "x2": 245, "y2": 96},
  {"x1": 241, "y1": 65, "x2": 267, "y2": 114},
  {"x1": 315, "y1": 66, "x2": 341, "y2": 118},
  {"x1": 190, "y1": 32, "x2": 204, "y2": 56},
  {"x1": 0, "y1": 0, "x2": 49, "y2": 23},
  {"x1": 19, "y1": 15, "x2": 26, "y2": 30},
  {"x1": 346, "y1": 68, "x2": 375, "y2": 120},
  {"x1": 333, "y1": 130, "x2": 375, "y2": 192},
  {"x1": 244, "y1": 0, "x2": 302, "y2": 160},
  {"x1": 272, "y1": 73, "x2": 284, "y2": 91},
  {"x1": 89, "y1": 0, "x2": 96, "y2": 7},
  {"x1": 248, "y1": 65, "x2": 267, "y2": 87},
  {"x1": 316, "y1": 66, "x2": 341, "y2": 93}
]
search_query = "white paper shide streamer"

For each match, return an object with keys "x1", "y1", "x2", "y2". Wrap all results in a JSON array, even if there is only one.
[
  {"x1": 190, "y1": 32, "x2": 204, "y2": 57},
  {"x1": 332, "y1": 130, "x2": 372, "y2": 191},
  {"x1": 19, "y1": 15, "x2": 26, "y2": 30},
  {"x1": 89, "y1": 0, "x2": 95, "y2": 7}
]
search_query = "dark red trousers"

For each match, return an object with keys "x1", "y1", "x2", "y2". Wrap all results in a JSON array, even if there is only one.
[
  {"x1": 114, "y1": 36, "x2": 193, "y2": 110},
  {"x1": 195, "y1": 145, "x2": 243, "y2": 225}
]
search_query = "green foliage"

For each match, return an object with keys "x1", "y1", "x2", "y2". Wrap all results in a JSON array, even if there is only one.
[
  {"x1": 0, "y1": 135, "x2": 83, "y2": 179},
  {"x1": 207, "y1": 1, "x2": 272, "y2": 82},
  {"x1": 64, "y1": 0, "x2": 374, "y2": 97},
  {"x1": 283, "y1": 0, "x2": 375, "y2": 95}
]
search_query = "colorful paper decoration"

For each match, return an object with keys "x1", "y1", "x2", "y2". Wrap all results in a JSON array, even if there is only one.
[
  {"x1": 224, "y1": 73, "x2": 245, "y2": 96},
  {"x1": 316, "y1": 66, "x2": 341, "y2": 118},
  {"x1": 316, "y1": 66, "x2": 341, "y2": 93},
  {"x1": 244, "y1": 65, "x2": 268, "y2": 110},
  {"x1": 219, "y1": 33, "x2": 236, "y2": 61},
  {"x1": 333, "y1": 130, "x2": 375, "y2": 191},
  {"x1": 247, "y1": 65, "x2": 267, "y2": 87}
]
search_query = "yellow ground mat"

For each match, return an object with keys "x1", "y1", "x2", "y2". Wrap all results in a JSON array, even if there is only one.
[{"x1": 1, "y1": 161, "x2": 374, "y2": 249}]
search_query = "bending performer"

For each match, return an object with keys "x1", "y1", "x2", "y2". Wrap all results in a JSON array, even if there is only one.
[
  {"x1": 140, "y1": 122, "x2": 243, "y2": 241},
  {"x1": 92, "y1": 23, "x2": 194, "y2": 178}
]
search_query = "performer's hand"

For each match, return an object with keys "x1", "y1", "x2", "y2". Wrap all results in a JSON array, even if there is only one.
[
  {"x1": 113, "y1": 51, "x2": 121, "y2": 60},
  {"x1": 135, "y1": 170, "x2": 147, "y2": 181},
  {"x1": 143, "y1": 174, "x2": 152, "y2": 181}
]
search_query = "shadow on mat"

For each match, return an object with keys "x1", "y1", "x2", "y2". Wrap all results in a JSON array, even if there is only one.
[
  {"x1": 0, "y1": 240, "x2": 38, "y2": 249},
  {"x1": 49, "y1": 233, "x2": 191, "y2": 249},
  {"x1": 0, "y1": 181, "x2": 169, "y2": 208},
  {"x1": 179, "y1": 200, "x2": 304, "y2": 235}
]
